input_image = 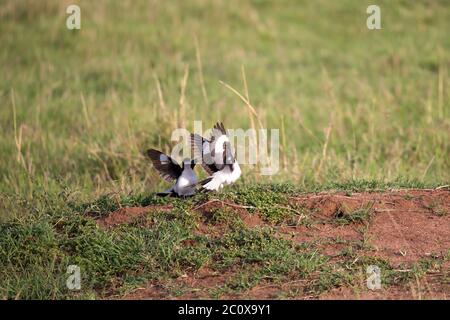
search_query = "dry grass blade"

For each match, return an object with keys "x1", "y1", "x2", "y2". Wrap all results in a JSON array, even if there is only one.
[{"x1": 219, "y1": 80, "x2": 264, "y2": 130}]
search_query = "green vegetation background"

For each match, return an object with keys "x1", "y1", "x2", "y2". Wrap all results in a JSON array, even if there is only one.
[
  {"x1": 1, "y1": 0, "x2": 449, "y2": 200},
  {"x1": 0, "y1": 0, "x2": 449, "y2": 300}
]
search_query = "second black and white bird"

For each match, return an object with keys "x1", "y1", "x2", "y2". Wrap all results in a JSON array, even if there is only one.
[
  {"x1": 145, "y1": 149, "x2": 198, "y2": 196},
  {"x1": 191, "y1": 122, "x2": 241, "y2": 191}
]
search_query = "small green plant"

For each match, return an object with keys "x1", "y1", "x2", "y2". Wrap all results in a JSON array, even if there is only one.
[
  {"x1": 425, "y1": 201, "x2": 448, "y2": 217},
  {"x1": 333, "y1": 202, "x2": 374, "y2": 225}
]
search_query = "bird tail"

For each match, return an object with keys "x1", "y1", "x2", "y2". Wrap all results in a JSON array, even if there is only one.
[
  {"x1": 199, "y1": 177, "x2": 213, "y2": 186},
  {"x1": 156, "y1": 192, "x2": 171, "y2": 197},
  {"x1": 201, "y1": 177, "x2": 222, "y2": 191},
  {"x1": 184, "y1": 177, "x2": 213, "y2": 191},
  {"x1": 156, "y1": 187, "x2": 175, "y2": 197}
]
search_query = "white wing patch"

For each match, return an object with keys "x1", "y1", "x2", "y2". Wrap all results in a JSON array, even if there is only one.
[{"x1": 202, "y1": 162, "x2": 241, "y2": 191}]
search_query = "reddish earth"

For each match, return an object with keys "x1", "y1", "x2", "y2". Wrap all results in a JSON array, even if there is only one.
[
  {"x1": 319, "y1": 264, "x2": 450, "y2": 300},
  {"x1": 99, "y1": 189, "x2": 450, "y2": 300},
  {"x1": 286, "y1": 189, "x2": 450, "y2": 266},
  {"x1": 96, "y1": 204, "x2": 173, "y2": 228}
]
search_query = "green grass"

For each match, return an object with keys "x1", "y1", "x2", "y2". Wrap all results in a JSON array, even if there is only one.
[
  {"x1": 1, "y1": 183, "x2": 448, "y2": 299},
  {"x1": 0, "y1": 0, "x2": 449, "y2": 201},
  {"x1": 0, "y1": 185, "x2": 324, "y2": 299}
]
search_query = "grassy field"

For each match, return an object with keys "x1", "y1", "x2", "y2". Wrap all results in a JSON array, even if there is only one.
[{"x1": 0, "y1": 0, "x2": 449, "y2": 299}]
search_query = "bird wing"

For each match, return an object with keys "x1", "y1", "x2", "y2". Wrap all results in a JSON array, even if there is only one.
[
  {"x1": 213, "y1": 122, "x2": 227, "y2": 135},
  {"x1": 190, "y1": 133, "x2": 217, "y2": 175},
  {"x1": 210, "y1": 122, "x2": 235, "y2": 168},
  {"x1": 190, "y1": 122, "x2": 236, "y2": 175},
  {"x1": 145, "y1": 149, "x2": 182, "y2": 182}
]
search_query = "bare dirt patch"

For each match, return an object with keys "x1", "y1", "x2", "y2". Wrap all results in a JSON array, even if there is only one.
[
  {"x1": 121, "y1": 267, "x2": 236, "y2": 300},
  {"x1": 193, "y1": 199, "x2": 265, "y2": 227},
  {"x1": 102, "y1": 189, "x2": 449, "y2": 300},
  {"x1": 289, "y1": 189, "x2": 450, "y2": 265},
  {"x1": 97, "y1": 204, "x2": 173, "y2": 228},
  {"x1": 320, "y1": 273, "x2": 449, "y2": 300},
  {"x1": 191, "y1": 199, "x2": 266, "y2": 238}
]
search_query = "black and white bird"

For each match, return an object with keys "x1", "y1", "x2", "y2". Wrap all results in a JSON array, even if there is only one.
[
  {"x1": 145, "y1": 149, "x2": 198, "y2": 197},
  {"x1": 191, "y1": 122, "x2": 241, "y2": 191}
]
